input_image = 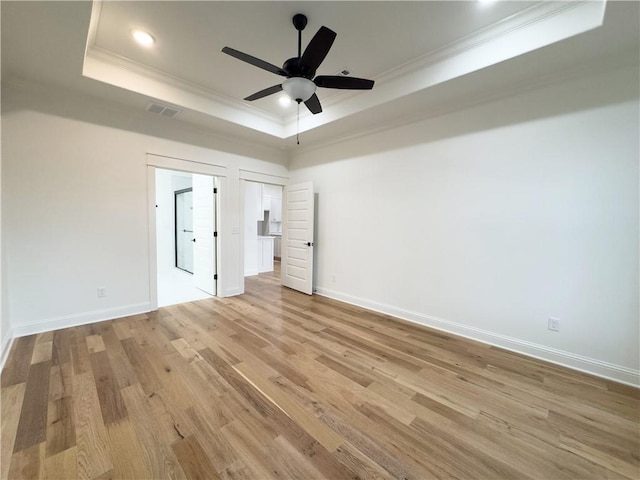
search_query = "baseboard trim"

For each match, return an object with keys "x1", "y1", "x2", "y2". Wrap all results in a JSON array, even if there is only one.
[
  {"x1": 1, "y1": 329, "x2": 15, "y2": 372},
  {"x1": 315, "y1": 287, "x2": 639, "y2": 387},
  {"x1": 11, "y1": 302, "x2": 153, "y2": 338}
]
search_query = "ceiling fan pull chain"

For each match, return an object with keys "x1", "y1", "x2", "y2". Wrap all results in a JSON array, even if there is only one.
[{"x1": 297, "y1": 103, "x2": 300, "y2": 145}]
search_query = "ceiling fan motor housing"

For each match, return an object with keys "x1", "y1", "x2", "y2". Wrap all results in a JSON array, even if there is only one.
[{"x1": 283, "y1": 57, "x2": 316, "y2": 79}]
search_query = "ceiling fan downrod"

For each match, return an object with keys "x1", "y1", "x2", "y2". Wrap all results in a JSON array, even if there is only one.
[{"x1": 292, "y1": 13, "x2": 307, "y2": 58}]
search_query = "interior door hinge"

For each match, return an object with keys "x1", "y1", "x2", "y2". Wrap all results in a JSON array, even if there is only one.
[
  {"x1": 214, "y1": 188, "x2": 218, "y2": 194},
  {"x1": 214, "y1": 274, "x2": 218, "y2": 280},
  {"x1": 214, "y1": 231, "x2": 218, "y2": 237}
]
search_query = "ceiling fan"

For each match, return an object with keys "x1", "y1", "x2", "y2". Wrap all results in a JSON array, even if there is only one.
[{"x1": 222, "y1": 13, "x2": 374, "y2": 115}]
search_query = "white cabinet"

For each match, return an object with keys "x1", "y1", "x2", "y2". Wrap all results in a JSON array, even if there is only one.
[
  {"x1": 270, "y1": 197, "x2": 282, "y2": 222},
  {"x1": 257, "y1": 236, "x2": 274, "y2": 273},
  {"x1": 261, "y1": 185, "x2": 283, "y2": 221}
]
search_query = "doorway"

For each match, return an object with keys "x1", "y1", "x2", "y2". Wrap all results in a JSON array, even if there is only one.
[
  {"x1": 243, "y1": 181, "x2": 283, "y2": 277},
  {"x1": 155, "y1": 168, "x2": 217, "y2": 307}
]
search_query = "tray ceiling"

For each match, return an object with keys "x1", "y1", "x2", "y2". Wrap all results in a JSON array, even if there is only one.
[{"x1": 82, "y1": 1, "x2": 607, "y2": 140}]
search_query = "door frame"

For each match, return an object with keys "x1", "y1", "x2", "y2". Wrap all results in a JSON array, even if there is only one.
[{"x1": 147, "y1": 154, "x2": 226, "y2": 310}]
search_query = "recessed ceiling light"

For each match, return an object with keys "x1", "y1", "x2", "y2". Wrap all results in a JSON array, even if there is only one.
[
  {"x1": 278, "y1": 95, "x2": 292, "y2": 107},
  {"x1": 132, "y1": 30, "x2": 155, "y2": 47}
]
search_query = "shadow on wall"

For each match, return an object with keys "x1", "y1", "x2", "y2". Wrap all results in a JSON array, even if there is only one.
[
  {"x1": 293, "y1": 59, "x2": 640, "y2": 168},
  {"x1": 1, "y1": 79, "x2": 286, "y2": 166}
]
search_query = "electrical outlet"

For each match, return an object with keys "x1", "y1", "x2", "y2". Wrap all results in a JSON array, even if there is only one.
[
  {"x1": 97, "y1": 287, "x2": 107, "y2": 298},
  {"x1": 548, "y1": 317, "x2": 560, "y2": 332}
]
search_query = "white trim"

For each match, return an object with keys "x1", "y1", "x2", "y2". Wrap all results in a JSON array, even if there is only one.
[
  {"x1": 146, "y1": 154, "x2": 227, "y2": 177},
  {"x1": 239, "y1": 169, "x2": 289, "y2": 185},
  {"x1": 83, "y1": 0, "x2": 102, "y2": 58},
  {"x1": 238, "y1": 179, "x2": 247, "y2": 296},
  {"x1": 147, "y1": 166, "x2": 158, "y2": 311},
  {"x1": 315, "y1": 287, "x2": 640, "y2": 387},
  {"x1": 11, "y1": 303, "x2": 152, "y2": 338},
  {"x1": 1, "y1": 330, "x2": 15, "y2": 372},
  {"x1": 215, "y1": 176, "x2": 229, "y2": 298}
]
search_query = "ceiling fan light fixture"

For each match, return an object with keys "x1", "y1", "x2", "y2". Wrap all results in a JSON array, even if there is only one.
[
  {"x1": 278, "y1": 95, "x2": 292, "y2": 107},
  {"x1": 132, "y1": 30, "x2": 155, "y2": 47},
  {"x1": 282, "y1": 77, "x2": 316, "y2": 102}
]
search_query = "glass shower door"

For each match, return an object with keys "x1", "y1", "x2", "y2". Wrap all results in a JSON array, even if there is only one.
[{"x1": 175, "y1": 188, "x2": 194, "y2": 273}]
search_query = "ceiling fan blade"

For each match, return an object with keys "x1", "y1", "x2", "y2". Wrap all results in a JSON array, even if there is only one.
[
  {"x1": 222, "y1": 47, "x2": 287, "y2": 77},
  {"x1": 300, "y1": 26, "x2": 336, "y2": 73},
  {"x1": 314, "y1": 76, "x2": 375, "y2": 90},
  {"x1": 244, "y1": 84, "x2": 283, "y2": 101},
  {"x1": 304, "y1": 93, "x2": 322, "y2": 114}
]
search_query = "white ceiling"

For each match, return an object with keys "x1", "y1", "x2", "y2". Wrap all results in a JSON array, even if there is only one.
[{"x1": 2, "y1": 1, "x2": 639, "y2": 153}]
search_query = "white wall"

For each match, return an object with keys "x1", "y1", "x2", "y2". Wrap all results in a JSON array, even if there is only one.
[
  {"x1": 2, "y1": 81, "x2": 287, "y2": 337},
  {"x1": 289, "y1": 65, "x2": 640, "y2": 385}
]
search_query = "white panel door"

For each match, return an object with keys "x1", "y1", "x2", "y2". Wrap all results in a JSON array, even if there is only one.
[
  {"x1": 281, "y1": 182, "x2": 314, "y2": 295},
  {"x1": 192, "y1": 174, "x2": 216, "y2": 296}
]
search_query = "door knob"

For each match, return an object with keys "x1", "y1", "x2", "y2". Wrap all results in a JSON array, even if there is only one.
[
  {"x1": 306, "y1": 242, "x2": 314, "y2": 247},
  {"x1": 192, "y1": 239, "x2": 196, "y2": 243}
]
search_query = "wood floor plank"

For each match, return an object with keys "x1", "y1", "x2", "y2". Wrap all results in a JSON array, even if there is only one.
[
  {"x1": 70, "y1": 329, "x2": 91, "y2": 376},
  {"x1": 51, "y1": 329, "x2": 73, "y2": 366},
  {"x1": 48, "y1": 363, "x2": 73, "y2": 403},
  {"x1": 183, "y1": 404, "x2": 240, "y2": 474},
  {"x1": 44, "y1": 446, "x2": 77, "y2": 480},
  {"x1": 13, "y1": 361, "x2": 51, "y2": 453},
  {"x1": 106, "y1": 419, "x2": 153, "y2": 479},
  {"x1": 45, "y1": 395, "x2": 76, "y2": 457},
  {"x1": 72, "y1": 372, "x2": 112, "y2": 480},
  {"x1": 1, "y1": 335, "x2": 36, "y2": 388},
  {"x1": 31, "y1": 340, "x2": 53, "y2": 365},
  {"x1": 88, "y1": 350, "x2": 127, "y2": 425},
  {"x1": 2, "y1": 264, "x2": 638, "y2": 480},
  {"x1": 7, "y1": 442, "x2": 45, "y2": 480},
  {"x1": 120, "y1": 337, "x2": 161, "y2": 395},
  {"x1": 233, "y1": 361, "x2": 346, "y2": 452},
  {"x1": 172, "y1": 435, "x2": 220, "y2": 480},
  {"x1": 1, "y1": 383, "x2": 26, "y2": 480},
  {"x1": 85, "y1": 335, "x2": 105, "y2": 354},
  {"x1": 219, "y1": 417, "x2": 284, "y2": 480},
  {"x1": 120, "y1": 383, "x2": 187, "y2": 480}
]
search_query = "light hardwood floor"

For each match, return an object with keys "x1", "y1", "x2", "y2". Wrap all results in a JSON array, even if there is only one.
[{"x1": 2, "y1": 265, "x2": 639, "y2": 479}]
